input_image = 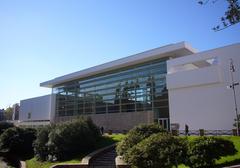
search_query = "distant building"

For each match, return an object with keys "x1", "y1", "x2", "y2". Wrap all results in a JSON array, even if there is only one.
[
  {"x1": 19, "y1": 95, "x2": 53, "y2": 126},
  {"x1": 19, "y1": 42, "x2": 240, "y2": 131}
]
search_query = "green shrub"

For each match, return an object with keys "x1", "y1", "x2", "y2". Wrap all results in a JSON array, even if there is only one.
[
  {"x1": 34, "y1": 117, "x2": 101, "y2": 161},
  {"x1": 123, "y1": 133, "x2": 187, "y2": 168},
  {"x1": 116, "y1": 123, "x2": 165, "y2": 156},
  {"x1": 0, "y1": 127, "x2": 36, "y2": 159},
  {"x1": 186, "y1": 136, "x2": 237, "y2": 168},
  {"x1": 33, "y1": 125, "x2": 53, "y2": 161},
  {"x1": 0, "y1": 122, "x2": 14, "y2": 135}
]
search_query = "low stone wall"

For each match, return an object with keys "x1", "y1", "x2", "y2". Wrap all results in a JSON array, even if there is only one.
[
  {"x1": 54, "y1": 111, "x2": 154, "y2": 132},
  {"x1": 51, "y1": 164, "x2": 88, "y2": 168},
  {"x1": 51, "y1": 144, "x2": 116, "y2": 168},
  {"x1": 115, "y1": 156, "x2": 130, "y2": 168}
]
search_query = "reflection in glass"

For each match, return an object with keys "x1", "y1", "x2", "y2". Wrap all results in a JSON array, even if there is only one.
[{"x1": 54, "y1": 59, "x2": 169, "y2": 120}]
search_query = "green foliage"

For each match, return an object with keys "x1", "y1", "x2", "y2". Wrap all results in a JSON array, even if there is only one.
[
  {"x1": 186, "y1": 136, "x2": 237, "y2": 168},
  {"x1": 124, "y1": 133, "x2": 187, "y2": 168},
  {"x1": 199, "y1": 0, "x2": 240, "y2": 31},
  {"x1": 4, "y1": 107, "x2": 13, "y2": 120},
  {"x1": 27, "y1": 134, "x2": 124, "y2": 168},
  {"x1": 26, "y1": 136, "x2": 240, "y2": 168},
  {"x1": 233, "y1": 114, "x2": 240, "y2": 128},
  {"x1": 116, "y1": 123, "x2": 165, "y2": 156},
  {"x1": 0, "y1": 122, "x2": 14, "y2": 135},
  {"x1": 26, "y1": 155, "x2": 83, "y2": 168},
  {"x1": 34, "y1": 117, "x2": 101, "y2": 161},
  {"x1": 0, "y1": 127, "x2": 36, "y2": 159},
  {"x1": 117, "y1": 123, "x2": 238, "y2": 168},
  {"x1": 33, "y1": 125, "x2": 53, "y2": 161}
]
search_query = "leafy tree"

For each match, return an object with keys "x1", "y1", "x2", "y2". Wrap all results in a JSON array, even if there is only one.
[
  {"x1": 233, "y1": 114, "x2": 240, "y2": 128},
  {"x1": 4, "y1": 106, "x2": 13, "y2": 120},
  {"x1": 199, "y1": 0, "x2": 240, "y2": 31}
]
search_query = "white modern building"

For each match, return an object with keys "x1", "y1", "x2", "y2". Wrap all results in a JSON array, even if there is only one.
[
  {"x1": 19, "y1": 95, "x2": 55, "y2": 126},
  {"x1": 19, "y1": 42, "x2": 240, "y2": 131}
]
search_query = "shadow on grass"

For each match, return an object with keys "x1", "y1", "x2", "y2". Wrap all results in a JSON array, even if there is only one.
[{"x1": 95, "y1": 135, "x2": 118, "y2": 149}]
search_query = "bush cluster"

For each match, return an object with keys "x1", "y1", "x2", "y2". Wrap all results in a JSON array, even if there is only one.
[
  {"x1": 124, "y1": 133, "x2": 187, "y2": 168},
  {"x1": 0, "y1": 127, "x2": 36, "y2": 159},
  {"x1": 0, "y1": 122, "x2": 14, "y2": 135},
  {"x1": 186, "y1": 137, "x2": 237, "y2": 168},
  {"x1": 116, "y1": 123, "x2": 165, "y2": 156},
  {"x1": 34, "y1": 117, "x2": 101, "y2": 161},
  {"x1": 117, "y1": 124, "x2": 237, "y2": 168},
  {"x1": 0, "y1": 118, "x2": 101, "y2": 162},
  {"x1": 33, "y1": 125, "x2": 53, "y2": 161}
]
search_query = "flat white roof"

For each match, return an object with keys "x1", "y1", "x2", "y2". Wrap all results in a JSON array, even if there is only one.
[{"x1": 40, "y1": 41, "x2": 197, "y2": 88}]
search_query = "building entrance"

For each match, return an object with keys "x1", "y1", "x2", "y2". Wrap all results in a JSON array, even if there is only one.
[{"x1": 158, "y1": 118, "x2": 169, "y2": 130}]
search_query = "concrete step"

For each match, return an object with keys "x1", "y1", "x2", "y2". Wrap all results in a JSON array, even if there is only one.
[{"x1": 89, "y1": 147, "x2": 117, "y2": 168}]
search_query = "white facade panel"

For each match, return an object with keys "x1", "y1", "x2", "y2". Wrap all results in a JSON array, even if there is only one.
[
  {"x1": 167, "y1": 65, "x2": 222, "y2": 89},
  {"x1": 167, "y1": 43, "x2": 240, "y2": 130},
  {"x1": 40, "y1": 42, "x2": 196, "y2": 88},
  {"x1": 19, "y1": 94, "x2": 55, "y2": 122}
]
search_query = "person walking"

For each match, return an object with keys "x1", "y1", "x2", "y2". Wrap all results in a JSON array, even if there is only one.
[
  {"x1": 100, "y1": 126, "x2": 104, "y2": 135},
  {"x1": 185, "y1": 124, "x2": 189, "y2": 136}
]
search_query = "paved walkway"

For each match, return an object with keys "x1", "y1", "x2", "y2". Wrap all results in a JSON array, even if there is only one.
[
  {"x1": 89, "y1": 147, "x2": 117, "y2": 168},
  {"x1": 224, "y1": 165, "x2": 240, "y2": 168}
]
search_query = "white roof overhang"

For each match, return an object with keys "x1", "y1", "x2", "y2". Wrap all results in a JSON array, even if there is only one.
[{"x1": 40, "y1": 41, "x2": 197, "y2": 88}]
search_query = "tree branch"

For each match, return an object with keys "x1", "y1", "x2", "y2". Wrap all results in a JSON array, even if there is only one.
[{"x1": 213, "y1": 20, "x2": 240, "y2": 31}]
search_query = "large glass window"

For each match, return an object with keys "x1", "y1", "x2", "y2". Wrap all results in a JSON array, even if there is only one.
[{"x1": 54, "y1": 59, "x2": 169, "y2": 119}]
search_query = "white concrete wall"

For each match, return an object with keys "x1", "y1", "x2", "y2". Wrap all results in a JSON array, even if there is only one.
[
  {"x1": 167, "y1": 43, "x2": 240, "y2": 130},
  {"x1": 19, "y1": 94, "x2": 55, "y2": 122}
]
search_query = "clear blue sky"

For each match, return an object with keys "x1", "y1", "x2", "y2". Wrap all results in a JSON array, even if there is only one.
[{"x1": 0, "y1": 0, "x2": 240, "y2": 109}]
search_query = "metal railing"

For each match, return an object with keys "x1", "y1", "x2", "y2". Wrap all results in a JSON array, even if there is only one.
[{"x1": 178, "y1": 130, "x2": 233, "y2": 136}]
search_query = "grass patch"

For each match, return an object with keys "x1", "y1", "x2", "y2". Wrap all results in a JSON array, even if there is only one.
[
  {"x1": 26, "y1": 156, "x2": 82, "y2": 168},
  {"x1": 26, "y1": 134, "x2": 125, "y2": 168},
  {"x1": 95, "y1": 134, "x2": 124, "y2": 149},
  {"x1": 108, "y1": 133, "x2": 125, "y2": 141}
]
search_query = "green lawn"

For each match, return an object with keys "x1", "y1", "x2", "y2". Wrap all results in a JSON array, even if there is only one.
[
  {"x1": 108, "y1": 133, "x2": 125, "y2": 141},
  {"x1": 25, "y1": 134, "x2": 124, "y2": 168},
  {"x1": 26, "y1": 156, "x2": 83, "y2": 168}
]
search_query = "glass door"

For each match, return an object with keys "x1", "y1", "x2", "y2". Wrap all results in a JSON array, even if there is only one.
[{"x1": 158, "y1": 118, "x2": 169, "y2": 130}]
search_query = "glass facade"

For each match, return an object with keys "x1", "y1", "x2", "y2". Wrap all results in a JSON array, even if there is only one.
[{"x1": 53, "y1": 59, "x2": 169, "y2": 120}]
